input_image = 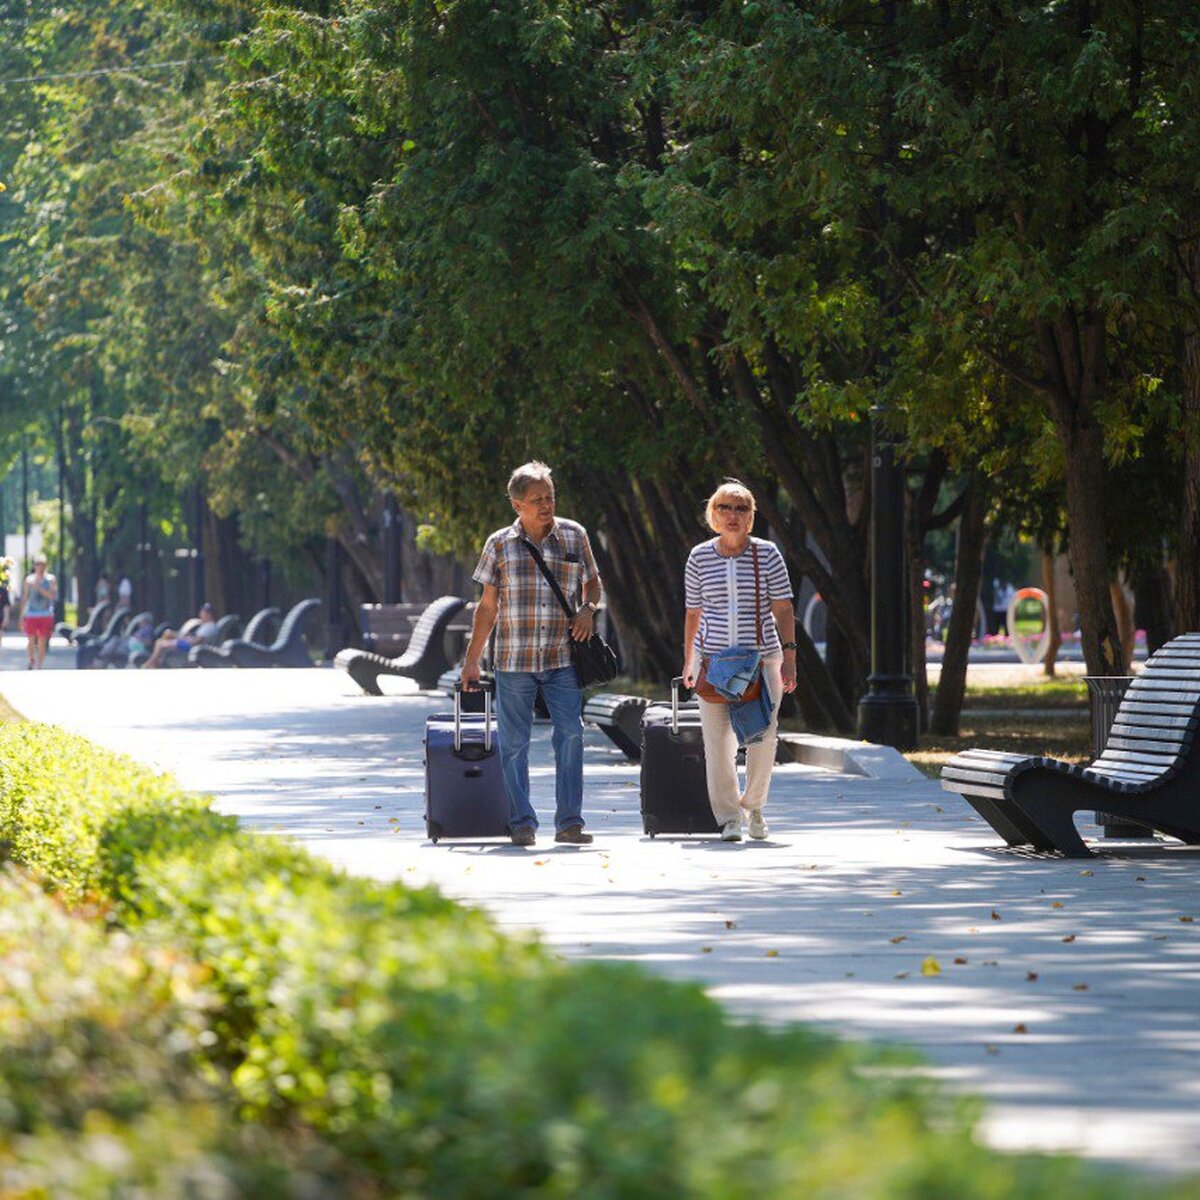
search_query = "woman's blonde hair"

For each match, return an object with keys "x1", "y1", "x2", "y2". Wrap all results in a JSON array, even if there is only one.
[{"x1": 705, "y1": 479, "x2": 756, "y2": 533}]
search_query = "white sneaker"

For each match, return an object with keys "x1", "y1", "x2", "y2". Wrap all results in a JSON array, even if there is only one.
[
  {"x1": 720, "y1": 819, "x2": 743, "y2": 842},
  {"x1": 747, "y1": 808, "x2": 768, "y2": 840}
]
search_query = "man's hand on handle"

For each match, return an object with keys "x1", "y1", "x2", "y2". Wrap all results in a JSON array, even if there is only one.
[{"x1": 462, "y1": 656, "x2": 482, "y2": 691}]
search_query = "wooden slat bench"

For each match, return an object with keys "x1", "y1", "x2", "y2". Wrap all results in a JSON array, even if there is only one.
[
  {"x1": 358, "y1": 602, "x2": 429, "y2": 657},
  {"x1": 941, "y1": 632, "x2": 1200, "y2": 857},
  {"x1": 582, "y1": 692, "x2": 651, "y2": 761},
  {"x1": 336, "y1": 596, "x2": 468, "y2": 693}
]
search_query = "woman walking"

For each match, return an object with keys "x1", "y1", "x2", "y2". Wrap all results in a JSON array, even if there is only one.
[
  {"x1": 682, "y1": 481, "x2": 797, "y2": 841},
  {"x1": 21, "y1": 554, "x2": 57, "y2": 670}
]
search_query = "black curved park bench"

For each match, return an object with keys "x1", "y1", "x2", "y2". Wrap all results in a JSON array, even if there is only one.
[
  {"x1": 941, "y1": 633, "x2": 1200, "y2": 857},
  {"x1": 583, "y1": 692, "x2": 651, "y2": 761},
  {"x1": 335, "y1": 596, "x2": 467, "y2": 694},
  {"x1": 190, "y1": 598, "x2": 321, "y2": 668},
  {"x1": 75, "y1": 606, "x2": 131, "y2": 668},
  {"x1": 241, "y1": 605, "x2": 281, "y2": 647},
  {"x1": 184, "y1": 608, "x2": 281, "y2": 668},
  {"x1": 93, "y1": 610, "x2": 156, "y2": 668},
  {"x1": 57, "y1": 600, "x2": 111, "y2": 644}
]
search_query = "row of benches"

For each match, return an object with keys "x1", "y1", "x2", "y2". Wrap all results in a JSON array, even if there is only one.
[{"x1": 62, "y1": 599, "x2": 323, "y2": 669}]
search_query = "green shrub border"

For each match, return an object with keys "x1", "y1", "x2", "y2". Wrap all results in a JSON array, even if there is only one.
[{"x1": 0, "y1": 721, "x2": 1180, "y2": 1198}]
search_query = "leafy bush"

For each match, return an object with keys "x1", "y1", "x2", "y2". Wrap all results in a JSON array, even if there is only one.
[
  {"x1": 0, "y1": 722, "x2": 1187, "y2": 1197},
  {"x1": 0, "y1": 868, "x2": 333, "y2": 1197}
]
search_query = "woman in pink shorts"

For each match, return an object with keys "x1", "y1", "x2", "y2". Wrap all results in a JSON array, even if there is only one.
[{"x1": 21, "y1": 554, "x2": 57, "y2": 669}]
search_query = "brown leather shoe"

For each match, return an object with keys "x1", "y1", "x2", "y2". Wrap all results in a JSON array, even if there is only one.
[
  {"x1": 511, "y1": 826, "x2": 536, "y2": 847},
  {"x1": 554, "y1": 826, "x2": 594, "y2": 845}
]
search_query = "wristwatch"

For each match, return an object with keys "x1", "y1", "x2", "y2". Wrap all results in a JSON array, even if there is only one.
[
  {"x1": 781, "y1": 641, "x2": 798, "y2": 650},
  {"x1": 583, "y1": 601, "x2": 600, "y2": 612}
]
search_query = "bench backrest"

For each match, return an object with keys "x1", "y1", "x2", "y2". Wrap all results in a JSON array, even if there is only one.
[
  {"x1": 272, "y1": 598, "x2": 321, "y2": 650},
  {"x1": 359, "y1": 603, "x2": 427, "y2": 656},
  {"x1": 99, "y1": 606, "x2": 131, "y2": 640},
  {"x1": 1092, "y1": 634, "x2": 1200, "y2": 784},
  {"x1": 402, "y1": 596, "x2": 467, "y2": 662},
  {"x1": 211, "y1": 613, "x2": 241, "y2": 645},
  {"x1": 77, "y1": 601, "x2": 111, "y2": 637},
  {"x1": 242, "y1": 606, "x2": 280, "y2": 646}
]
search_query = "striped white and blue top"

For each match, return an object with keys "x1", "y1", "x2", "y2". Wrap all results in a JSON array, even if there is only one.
[{"x1": 684, "y1": 537, "x2": 793, "y2": 655}]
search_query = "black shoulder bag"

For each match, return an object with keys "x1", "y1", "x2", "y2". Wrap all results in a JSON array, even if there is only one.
[{"x1": 520, "y1": 539, "x2": 619, "y2": 687}]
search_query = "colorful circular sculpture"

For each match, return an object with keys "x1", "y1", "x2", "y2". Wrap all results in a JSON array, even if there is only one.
[{"x1": 1007, "y1": 586, "x2": 1051, "y2": 664}]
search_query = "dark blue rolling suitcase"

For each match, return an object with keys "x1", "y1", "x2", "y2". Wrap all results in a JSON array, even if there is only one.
[
  {"x1": 424, "y1": 682, "x2": 511, "y2": 842},
  {"x1": 639, "y1": 678, "x2": 720, "y2": 837}
]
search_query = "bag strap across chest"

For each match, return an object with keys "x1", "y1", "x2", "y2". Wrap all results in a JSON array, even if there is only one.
[{"x1": 520, "y1": 538, "x2": 576, "y2": 622}]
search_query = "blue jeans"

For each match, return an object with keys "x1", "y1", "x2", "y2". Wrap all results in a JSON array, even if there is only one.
[{"x1": 495, "y1": 667, "x2": 585, "y2": 833}]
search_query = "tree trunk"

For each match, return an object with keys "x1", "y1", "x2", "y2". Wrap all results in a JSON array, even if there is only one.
[
  {"x1": 1129, "y1": 557, "x2": 1173, "y2": 657},
  {"x1": 1177, "y1": 240, "x2": 1200, "y2": 630},
  {"x1": 1109, "y1": 578, "x2": 1135, "y2": 672},
  {"x1": 1039, "y1": 313, "x2": 1122, "y2": 674},
  {"x1": 1041, "y1": 550, "x2": 1062, "y2": 677},
  {"x1": 930, "y1": 475, "x2": 989, "y2": 736}
]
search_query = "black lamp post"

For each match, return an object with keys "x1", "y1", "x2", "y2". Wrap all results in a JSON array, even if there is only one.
[
  {"x1": 56, "y1": 405, "x2": 65, "y2": 622},
  {"x1": 382, "y1": 492, "x2": 401, "y2": 603},
  {"x1": 325, "y1": 536, "x2": 345, "y2": 659},
  {"x1": 857, "y1": 413, "x2": 919, "y2": 750},
  {"x1": 856, "y1": 0, "x2": 919, "y2": 752}
]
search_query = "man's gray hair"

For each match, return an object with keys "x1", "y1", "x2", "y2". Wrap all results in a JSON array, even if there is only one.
[{"x1": 507, "y1": 461, "x2": 554, "y2": 500}]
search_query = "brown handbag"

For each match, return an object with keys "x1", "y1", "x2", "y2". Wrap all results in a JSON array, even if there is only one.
[{"x1": 694, "y1": 541, "x2": 764, "y2": 704}]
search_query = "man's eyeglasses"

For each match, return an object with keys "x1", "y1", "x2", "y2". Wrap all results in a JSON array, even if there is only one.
[{"x1": 715, "y1": 503, "x2": 751, "y2": 514}]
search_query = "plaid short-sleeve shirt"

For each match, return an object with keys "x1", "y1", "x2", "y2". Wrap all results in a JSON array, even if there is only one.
[{"x1": 473, "y1": 517, "x2": 600, "y2": 673}]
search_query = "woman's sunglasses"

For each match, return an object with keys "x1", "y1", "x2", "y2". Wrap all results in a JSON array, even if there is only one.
[{"x1": 715, "y1": 503, "x2": 751, "y2": 514}]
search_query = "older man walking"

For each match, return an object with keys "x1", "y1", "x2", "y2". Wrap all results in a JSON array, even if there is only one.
[{"x1": 462, "y1": 462, "x2": 602, "y2": 846}]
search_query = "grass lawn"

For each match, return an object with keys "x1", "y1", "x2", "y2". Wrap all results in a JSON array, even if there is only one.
[{"x1": 908, "y1": 670, "x2": 1094, "y2": 779}]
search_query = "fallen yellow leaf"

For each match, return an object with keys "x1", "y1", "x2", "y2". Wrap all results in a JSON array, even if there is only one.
[
  {"x1": 1051, "y1": 901, "x2": 1064, "y2": 909},
  {"x1": 765, "y1": 949, "x2": 779, "y2": 958},
  {"x1": 921, "y1": 957, "x2": 941, "y2": 977}
]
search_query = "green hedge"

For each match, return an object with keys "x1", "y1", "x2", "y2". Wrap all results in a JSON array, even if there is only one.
[
  {"x1": 0, "y1": 867, "x2": 326, "y2": 1196},
  {"x1": 0, "y1": 722, "x2": 1184, "y2": 1197}
]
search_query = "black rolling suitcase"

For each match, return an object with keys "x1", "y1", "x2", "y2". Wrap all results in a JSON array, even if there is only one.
[
  {"x1": 424, "y1": 681, "x2": 511, "y2": 842},
  {"x1": 640, "y1": 678, "x2": 720, "y2": 837}
]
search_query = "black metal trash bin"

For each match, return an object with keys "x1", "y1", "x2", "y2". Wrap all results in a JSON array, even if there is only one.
[{"x1": 1084, "y1": 675, "x2": 1143, "y2": 836}]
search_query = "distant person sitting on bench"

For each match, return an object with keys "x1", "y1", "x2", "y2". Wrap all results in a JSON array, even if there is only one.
[{"x1": 143, "y1": 602, "x2": 218, "y2": 669}]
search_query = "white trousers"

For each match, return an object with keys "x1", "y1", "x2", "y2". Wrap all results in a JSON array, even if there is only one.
[{"x1": 697, "y1": 654, "x2": 783, "y2": 824}]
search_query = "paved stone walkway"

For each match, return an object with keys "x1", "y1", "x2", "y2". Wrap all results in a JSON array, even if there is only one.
[{"x1": 2, "y1": 644, "x2": 1198, "y2": 1174}]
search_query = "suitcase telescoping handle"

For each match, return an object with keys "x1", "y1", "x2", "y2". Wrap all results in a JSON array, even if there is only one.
[
  {"x1": 670, "y1": 676, "x2": 687, "y2": 735},
  {"x1": 454, "y1": 678, "x2": 495, "y2": 753}
]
